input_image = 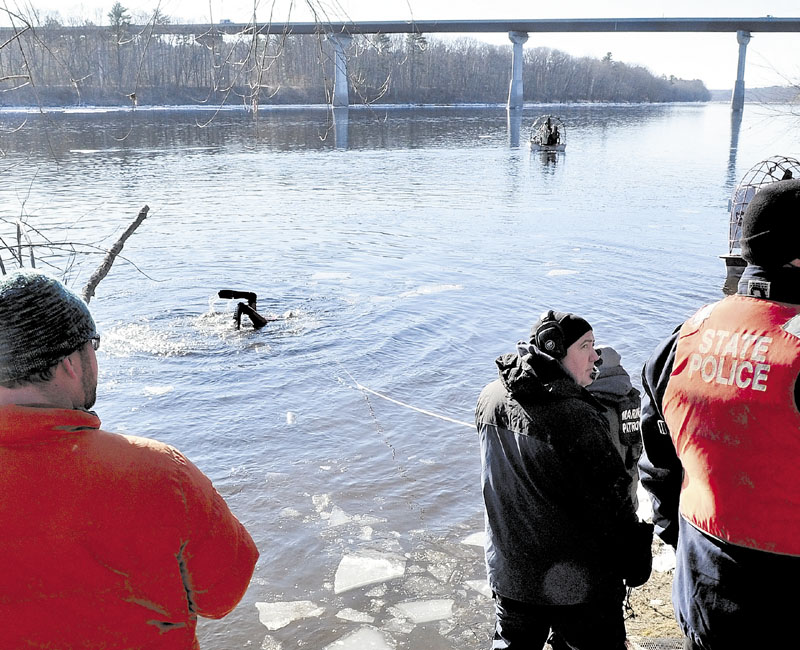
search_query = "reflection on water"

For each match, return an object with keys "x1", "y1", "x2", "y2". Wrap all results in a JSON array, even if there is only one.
[
  {"x1": 506, "y1": 110, "x2": 522, "y2": 148},
  {"x1": 332, "y1": 106, "x2": 349, "y2": 149},
  {"x1": 2, "y1": 102, "x2": 799, "y2": 647}
]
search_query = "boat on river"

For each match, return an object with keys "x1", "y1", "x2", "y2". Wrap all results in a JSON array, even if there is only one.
[
  {"x1": 529, "y1": 115, "x2": 566, "y2": 152},
  {"x1": 722, "y1": 154, "x2": 800, "y2": 294}
]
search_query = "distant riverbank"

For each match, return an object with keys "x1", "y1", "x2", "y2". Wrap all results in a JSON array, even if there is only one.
[
  {"x1": 1, "y1": 29, "x2": 710, "y2": 108},
  {"x1": 0, "y1": 89, "x2": 716, "y2": 110},
  {"x1": 708, "y1": 85, "x2": 798, "y2": 102},
  {"x1": 4, "y1": 84, "x2": 795, "y2": 109}
]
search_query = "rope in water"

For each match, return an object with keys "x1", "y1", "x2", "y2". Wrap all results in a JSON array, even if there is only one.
[{"x1": 346, "y1": 374, "x2": 474, "y2": 429}]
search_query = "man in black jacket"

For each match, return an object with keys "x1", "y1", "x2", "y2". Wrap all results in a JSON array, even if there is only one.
[
  {"x1": 639, "y1": 179, "x2": 800, "y2": 649},
  {"x1": 476, "y1": 310, "x2": 650, "y2": 649}
]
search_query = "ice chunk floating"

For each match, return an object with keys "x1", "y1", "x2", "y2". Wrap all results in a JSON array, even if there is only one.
[
  {"x1": 461, "y1": 531, "x2": 485, "y2": 547},
  {"x1": 392, "y1": 599, "x2": 454, "y2": 624},
  {"x1": 335, "y1": 608, "x2": 375, "y2": 623},
  {"x1": 333, "y1": 551, "x2": 407, "y2": 594},
  {"x1": 546, "y1": 269, "x2": 579, "y2": 277},
  {"x1": 399, "y1": 283, "x2": 462, "y2": 298},
  {"x1": 465, "y1": 579, "x2": 493, "y2": 598},
  {"x1": 324, "y1": 627, "x2": 394, "y2": 650},
  {"x1": 254, "y1": 600, "x2": 325, "y2": 630}
]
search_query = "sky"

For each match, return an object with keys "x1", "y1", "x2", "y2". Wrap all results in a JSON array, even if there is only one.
[{"x1": 4, "y1": 0, "x2": 799, "y2": 89}]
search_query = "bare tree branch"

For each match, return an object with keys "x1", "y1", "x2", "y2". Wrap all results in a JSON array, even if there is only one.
[
  {"x1": 0, "y1": 24, "x2": 30, "y2": 50},
  {"x1": 81, "y1": 204, "x2": 149, "y2": 303}
]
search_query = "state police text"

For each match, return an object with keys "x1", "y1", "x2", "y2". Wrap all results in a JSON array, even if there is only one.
[{"x1": 688, "y1": 329, "x2": 771, "y2": 392}]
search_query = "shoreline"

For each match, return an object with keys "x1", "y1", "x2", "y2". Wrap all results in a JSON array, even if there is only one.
[
  {"x1": 0, "y1": 100, "x2": 766, "y2": 114},
  {"x1": 626, "y1": 537, "x2": 683, "y2": 642}
]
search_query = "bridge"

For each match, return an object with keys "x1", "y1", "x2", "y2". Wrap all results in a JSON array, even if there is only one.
[{"x1": 8, "y1": 17, "x2": 800, "y2": 110}]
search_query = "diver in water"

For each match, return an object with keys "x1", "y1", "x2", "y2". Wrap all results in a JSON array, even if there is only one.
[{"x1": 218, "y1": 290, "x2": 274, "y2": 330}]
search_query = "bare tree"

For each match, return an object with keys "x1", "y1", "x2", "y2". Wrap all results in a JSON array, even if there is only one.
[{"x1": 0, "y1": 3, "x2": 711, "y2": 111}]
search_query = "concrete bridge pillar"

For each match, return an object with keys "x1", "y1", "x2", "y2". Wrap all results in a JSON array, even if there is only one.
[
  {"x1": 507, "y1": 31, "x2": 528, "y2": 110},
  {"x1": 731, "y1": 30, "x2": 751, "y2": 112},
  {"x1": 327, "y1": 33, "x2": 352, "y2": 107}
]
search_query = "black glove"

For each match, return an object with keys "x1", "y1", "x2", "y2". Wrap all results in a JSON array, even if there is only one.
[{"x1": 622, "y1": 521, "x2": 654, "y2": 588}]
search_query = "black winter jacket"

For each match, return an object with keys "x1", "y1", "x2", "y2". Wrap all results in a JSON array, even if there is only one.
[{"x1": 476, "y1": 346, "x2": 639, "y2": 605}]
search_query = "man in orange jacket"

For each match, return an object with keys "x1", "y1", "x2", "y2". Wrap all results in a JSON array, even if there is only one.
[{"x1": 0, "y1": 271, "x2": 259, "y2": 649}]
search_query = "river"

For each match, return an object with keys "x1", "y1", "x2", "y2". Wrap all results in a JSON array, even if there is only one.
[{"x1": 1, "y1": 101, "x2": 798, "y2": 648}]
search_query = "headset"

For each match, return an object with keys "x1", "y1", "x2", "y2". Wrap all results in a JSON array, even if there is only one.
[{"x1": 533, "y1": 310, "x2": 567, "y2": 360}]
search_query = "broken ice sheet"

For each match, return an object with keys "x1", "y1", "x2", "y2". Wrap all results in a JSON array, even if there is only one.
[
  {"x1": 465, "y1": 579, "x2": 492, "y2": 598},
  {"x1": 312, "y1": 494, "x2": 386, "y2": 528},
  {"x1": 426, "y1": 561, "x2": 455, "y2": 584},
  {"x1": 461, "y1": 532, "x2": 485, "y2": 547},
  {"x1": 324, "y1": 626, "x2": 394, "y2": 649},
  {"x1": 382, "y1": 616, "x2": 414, "y2": 635},
  {"x1": 401, "y1": 573, "x2": 442, "y2": 594},
  {"x1": 365, "y1": 584, "x2": 386, "y2": 598},
  {"x1": 328, "y1": 506, "x2": 353, "y2": 527},
  {"x1": 278, "y1": 507, "x2": 302, "y2": 519},
  {"x1": 334, "y1": 550, "x2": 407, "y2": 594},
  {"x1": 335, "y1": 608, "x2": 375, "y2": 623},
  {"x1": 392, "y1": 599, "x2": 454, "y2": 624},
  {"x1": 260, "y1": 635, "x2": 282, "y2": 650},
  {"x1": 254, "y1": 601, "x2": 325, "y2": 630},
  {"x1": 313, "y1": 494, "x2": 332, "y2": 512}
]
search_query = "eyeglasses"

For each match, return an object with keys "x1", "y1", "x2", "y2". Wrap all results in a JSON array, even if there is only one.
[{"x1": 90, "y1": 336, "x2": 101, "y2": 351}]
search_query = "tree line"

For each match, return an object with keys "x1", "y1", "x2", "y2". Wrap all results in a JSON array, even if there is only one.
[{"x1": 0, "y1": 6, "x2": 710, "y2": 108}]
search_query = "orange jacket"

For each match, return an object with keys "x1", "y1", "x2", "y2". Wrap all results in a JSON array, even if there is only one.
[
  {"x1": 663, "y1": 296, "x2": 800, "y2": 555},
  {"x1": 0, "y1": 405, "x2": 259, "y2": 649}
]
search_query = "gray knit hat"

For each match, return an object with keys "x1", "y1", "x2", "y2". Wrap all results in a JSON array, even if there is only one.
[{"x1": 0, "y1": 271, "x2": 96, "y2": 383}]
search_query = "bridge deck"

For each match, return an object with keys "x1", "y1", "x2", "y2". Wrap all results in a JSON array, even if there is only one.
[{"x1": 4, "y1": 17, "x2": 800, "y2": 37}]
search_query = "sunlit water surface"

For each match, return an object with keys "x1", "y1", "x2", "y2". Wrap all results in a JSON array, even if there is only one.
[{"x1": 2, "y1": 102, "x2": 799, "y2": 648}]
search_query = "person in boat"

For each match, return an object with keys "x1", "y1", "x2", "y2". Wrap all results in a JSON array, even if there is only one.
[
  {"x1": 0, "y1": 271, "x2": 259, "y2": 649},
  {"x1": 476, "y1": 310, "x2": 653, "y2": 649},
  {"x1": 547, "y1": 117, "x2": 561, "y2": 147},
  {"x1": 639, "y1": 179, "x2": 800, "y2": 649},
  {"x1": 538, "y1": 117, "x2": 559, "y2": 146}
]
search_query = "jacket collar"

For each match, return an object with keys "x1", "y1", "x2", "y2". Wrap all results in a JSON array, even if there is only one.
[
  {"x1": 0, "y1": 404, "x2": 100, "y2": 443},
  {"x1": 738, "y1": 265, "x2": 800, "y2": 304}
]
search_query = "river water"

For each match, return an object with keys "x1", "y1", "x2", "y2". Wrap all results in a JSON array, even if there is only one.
[{"x1": 1, "y1": 101, "x2": 799, "y2": 648}]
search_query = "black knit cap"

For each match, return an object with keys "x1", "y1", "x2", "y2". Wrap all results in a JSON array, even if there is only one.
[
  {"x1": 0, "y1": 271, "x2": 96, "y2": 383},
  {"x1": 740, "y1": 179, "x2": 800, "y2": 267},
  {"x1": 530, "y1": 310, "x2": 592, "y2": 357}
]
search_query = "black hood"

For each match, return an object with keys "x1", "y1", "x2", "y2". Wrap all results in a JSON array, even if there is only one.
[{"x1": 495, "y1": 346, "x2": 587, "y2": 405}]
